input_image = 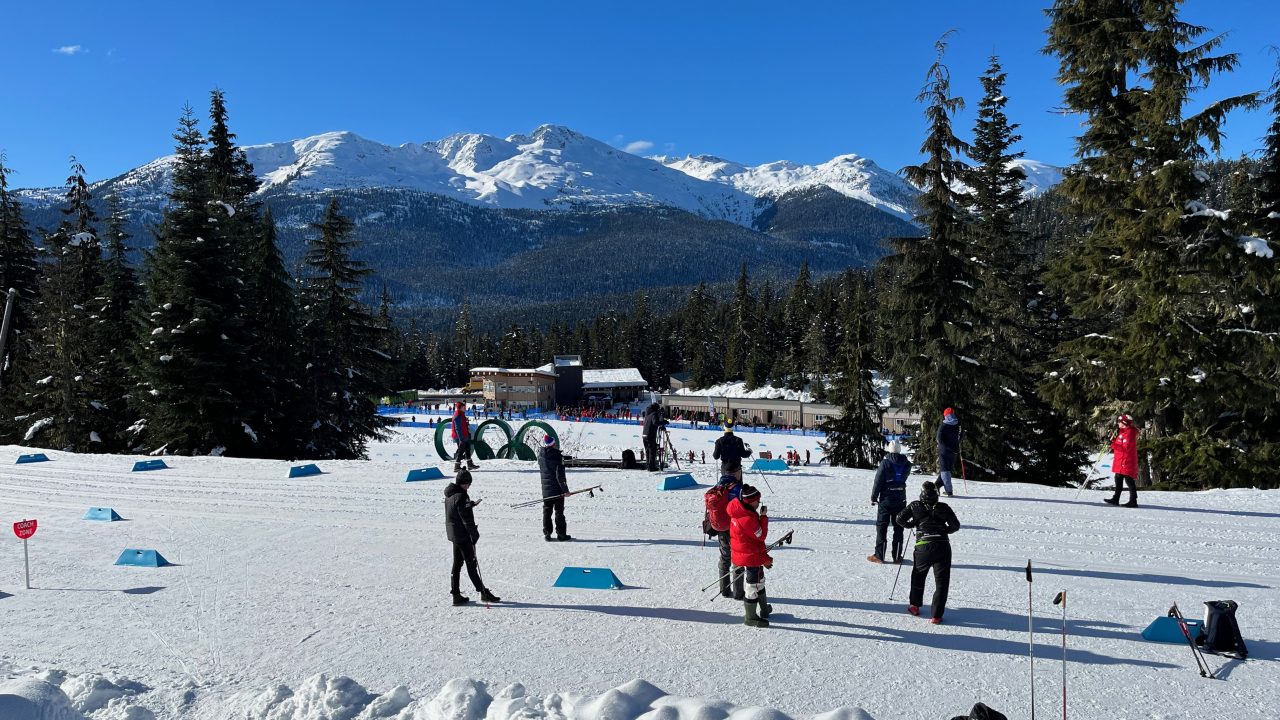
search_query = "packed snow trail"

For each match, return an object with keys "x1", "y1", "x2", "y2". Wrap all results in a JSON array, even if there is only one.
[{"x1": 1, "y1": 431, "x2": 1276, "y2": 719}]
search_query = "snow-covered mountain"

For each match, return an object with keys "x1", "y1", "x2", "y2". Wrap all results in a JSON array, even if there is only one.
[{"x1": 1010, "y1": 158, "x2": 1064, "y2": 196}]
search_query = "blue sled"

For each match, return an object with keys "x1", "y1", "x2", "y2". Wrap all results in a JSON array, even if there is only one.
[
  {"x1": 554, "y1": 566, "x2": 623, "y2": 590},
  {"x1": 132, "y1": 460, "x2": 168, "y2": 472},
  {"x1": 115, "y1": 549, "x2": 171, "y2": 567},
  {"x1": 288, "y1": 464, "x2": 323, "y2": 478},
  {"x1": 405, "y1": 467, "x2": 446, "y2": 482}
]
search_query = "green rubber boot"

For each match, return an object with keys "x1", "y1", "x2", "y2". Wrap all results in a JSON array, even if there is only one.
[
  {"x1": 757, "y1": 590, "x2": 773, "y2": 619},
  {"x1": 744, "y1": 599, "x2": 770, "y2": 628}
]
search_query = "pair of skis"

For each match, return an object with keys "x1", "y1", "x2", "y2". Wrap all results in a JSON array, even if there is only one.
[{"x1": 1170, "y1": 602, "x2": 1217, "y2": 679}]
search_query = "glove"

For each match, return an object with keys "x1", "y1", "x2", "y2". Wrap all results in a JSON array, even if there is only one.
[
  {"x1": 765, "y1": 555, "x2": 774, "y2": 569},
  {"x1": 871, "y1": 500, "x2": 877, "y2": 506}
]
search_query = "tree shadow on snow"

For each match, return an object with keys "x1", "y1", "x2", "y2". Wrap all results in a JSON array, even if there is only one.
[
  {"x1": 589, "y1": 538, "x2": 714, "y2": 548},
  {"x1": 951, "y1": 563, "x2": 1270, "y2": 590},
  {"x1": 976, "y1": 494, "x2": 1280, "y2": 520},
  {"x1": 34, "y1": 586, "x2": 167, "y2": 595},
  {"x1": 773, "y1": 516, "x2": 999, "y2": 532},
  {"x1": 0, "y1": 591, "x2": 12, "y2": 600},
  {"x1": 491, "y1": 601, "x2": 740, "y2": 625}
]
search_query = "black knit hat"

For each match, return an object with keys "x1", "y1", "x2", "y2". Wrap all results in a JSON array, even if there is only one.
[
  {"x1": 920, "y1": 480, "x2": 939, "y2": 503},
  {"x1": 456, "y1": 469, "x2": 473, "y2": 485},
  {"x1": 741, "y1": 484, "x2": 761, "y2": 501}
]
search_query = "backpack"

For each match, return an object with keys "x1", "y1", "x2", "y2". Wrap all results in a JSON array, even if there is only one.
[
  {"x1": 704, "y1": 485, "x2": 732, "y2": 533},
  {"x1": 1198, "y1": 600, "x2": 1247, "y2": 658}
]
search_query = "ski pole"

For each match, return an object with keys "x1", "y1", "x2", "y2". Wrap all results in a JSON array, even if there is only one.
[
  {"x1": 888, "y1": 529, "x2": 915, "y2": 600},
  {"x1": 702, "y1": 530, "x2": 794, "y2": 595},
  {"x1": 754, "y1": 468, "x2": 774, "y2": 493},
  {"x1": 1026, "y1": 561, "x2": 1036, "y2": 720},
  {"x1": 1053, "y1": 591, "x2": 1067, "y2": 720},
  {"x1": 509, "y1": 485, "x2": 603, "y2": 508},
  {"x1": 960, "y1": 453, "x2": 969, "y2": 493},
  {"x1": 1074, "y1": 437, "x2": 1114, "y2": 500}
]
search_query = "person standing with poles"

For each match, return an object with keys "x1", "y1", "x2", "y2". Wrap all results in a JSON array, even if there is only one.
[
  {"x1": 452, "y1": 402, "x2": 479, "y2": 473},
  {"x1": 937, "y1": 408, "x2": 962, "y2": 497},
  {"x1": 1104, "y1": 413, "x2": 1140, "y2": 508},
  {"x1": 444, "y1": 469, "x2": 500, "y2": 606},
  {"x1": 713, "y1": 418, "x2": 752, "y2": 481},
  {"x1": 869, "y1": 439, "x2": 912, "y2": 564},
  {"x1": 538, "y1": 434, "x2": 572, "y2": 541},
  {"x1": 896, "y1": 481, "x2": 960, "y2": 623},
  {"x1": 642, "y1": 401, "x2": 667, "y2": 472},
  {"x1": 728, "y1": 484, "x2": 773, "y2": 628}
]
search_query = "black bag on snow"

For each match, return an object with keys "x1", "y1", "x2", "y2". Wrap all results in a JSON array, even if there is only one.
[
  {"x1": 1198, "y1": 600, "x2": 1247, "y2": 658},
  {"x1": 949, "y1": 703, "x2": 1007, "y2": 720}
]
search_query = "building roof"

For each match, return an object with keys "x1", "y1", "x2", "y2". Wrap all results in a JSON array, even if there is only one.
[
  {"x1": 582, "y1": 368, "x2": 648, "y2": 389},
  {"x1": 470, "y1": 367, "x2": 558, "y2": 379},
  {"x1": 553, "y1": 355, "x2": 584, "y2": 367}
]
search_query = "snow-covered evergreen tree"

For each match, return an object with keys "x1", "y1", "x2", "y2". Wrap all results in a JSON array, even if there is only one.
[
  {"x1": 821, "y1": 271, "x2": 883, "y2": 468},
  {"x1": 90, "y1": 193, "x2": 141, "y2": 451},
  {"x1": 0, "y1": 154, "x2": 41, "y2": 442}
]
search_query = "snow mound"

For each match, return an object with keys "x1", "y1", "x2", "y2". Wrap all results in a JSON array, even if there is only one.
[
  {"x1": 231, "y1": 678, "x2": 874, "y2": 720},
  {"x1": 60, "y1": 673, "x2": 150, "y2": 714},
  {"x1": 0, "y1": 678, "x2": 84, "y2": 720}
]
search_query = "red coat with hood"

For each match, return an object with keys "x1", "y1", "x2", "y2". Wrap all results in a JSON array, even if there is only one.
[
  {"x1": 1111, "y1": 423, "x2": 1140, "y2": 478},
  {"x1": 728, "y1": 498, "x2": 770, "y2": 567}
]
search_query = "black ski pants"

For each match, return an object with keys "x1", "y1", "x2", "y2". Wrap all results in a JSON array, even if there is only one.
[
  {"x1": 909, "y1": 538, "x2": 952, "y2": 619},
  {"x1": 455, "y1": 439, "x2": 473, "y2": 464},
  {"x1": 644, "y1": 436, "x2": 659, "y2": 471},
  {"x1": 1110, "y1": 473, "x2": 1137, "y2": 503},
  {"x1": 543, "y1": 497, "x2": 567, "y2": 538},
  {"x1": 717, "y1": 531, "x2": 744, "y2": 598},
  {"x1": 451, "y1": 540, "x2": 484, "y2": 594},
  {"x1": 874, "y1": 502, "x2": 906, "y2": 561}
]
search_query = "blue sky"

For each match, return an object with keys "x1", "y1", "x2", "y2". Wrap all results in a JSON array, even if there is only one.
[{"x1": 2, "y1": 0, "x2": 1277, "y2": 188}]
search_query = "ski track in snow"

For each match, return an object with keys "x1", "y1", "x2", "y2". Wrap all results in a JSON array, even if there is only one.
[{"x1": 1, "y1": 421, "x2": 1277, "y2": 720}]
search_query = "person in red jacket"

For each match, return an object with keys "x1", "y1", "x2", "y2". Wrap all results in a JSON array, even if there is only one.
[
  {"x1": 1106, "y1": 413, "x2": 1141, "y2": 507},
  {"x1": 728, "y1": 484, "x2": 772, "y2": 628}
]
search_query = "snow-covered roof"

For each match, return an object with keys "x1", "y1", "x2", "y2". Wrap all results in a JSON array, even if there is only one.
[
  {"x1": 470, "y1": 366, "x2": 558, "y2": 379},
  {"x1": 582, "y1": 368, "x2": 647, "y2": 389},
  {"x1": 553, "y1": 355, "x2": 583, "y2": 367}
]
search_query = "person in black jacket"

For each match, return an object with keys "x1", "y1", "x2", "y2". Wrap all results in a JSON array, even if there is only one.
[
  {"x1": 936, "y1": 407, "x2": 962, "y2": 496},
  {"x1": 869, "y1": 439, "x2": 912, "y2": 564},
  {"x1": 537, "y1": 435, "x2": 572, "y2": 541},
  {"x1": 713, "y1": 419, "x2": 752, "y2": 480},
  {"x1": 641, "y1": 402, "x2": 667, "y2": 471},
  {"x1": 896, "y1": 481, "x2": 960, "y2": 623},
  {"x1": 444, "y1": 470, "x2": 499, "y2": 605}
]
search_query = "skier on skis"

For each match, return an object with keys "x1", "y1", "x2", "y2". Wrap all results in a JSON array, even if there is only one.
[
  {"x1": 728, "y1": 484, "x2": 773, "y2": 628},
  {"x1": 1105, "y1": 413, "x2": 1140, "y2": 508},
  {"x1": 869, "y1": 439, "x2": 912, "y2": 564},
  {"x1": 704, "y1": 473, "x2": 744, "y2": 599},
  {"x1": 896, "y1": 480, "x2": 960, "y2": 623},
  {"x1": 452, "y1": 402, "x2": 478, "y2": 472},
  {"x1": 936, "y1": 408, "x2": 961, "y2": 496},
  {"x1": 713, "y1": 418, "x2": 752, "y2": 480},
  {"x1": 444, "y1": 469, "x2": 500, "y2": 606},
  {"x1": 537, "y1": 434, "x2": 572, "y2": 541},
  {"x1": 642, "y1": 402, "x2": 667, "y2": 471}
]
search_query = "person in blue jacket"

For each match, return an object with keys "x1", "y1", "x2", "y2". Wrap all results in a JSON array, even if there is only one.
[
  {"x1": 869, "y1": 439, "x2": 912, "y2": 563},
  {"x1": 936, "y1": 408, "x2": 962, "y2": 496}
]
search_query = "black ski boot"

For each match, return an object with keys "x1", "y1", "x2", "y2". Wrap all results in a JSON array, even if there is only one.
[
  {"x1": 480, "y1": 589, "x2": 501, "y2": 603},
  {"x1": 1104, "y1": 496, "x2": 1120, "y2": 505},
  {"x1": 556, "y1": 534, "x2": 573, "y2": 542},
  {"x1": 757, "y1": 590, "x2": 773, "y2": 619},
  {"x1": 452, "y1": 592, "x2": 471, "y2": 606},
  {"x1": 743, "y1": 599, "x2": 769, "y2": 628}
]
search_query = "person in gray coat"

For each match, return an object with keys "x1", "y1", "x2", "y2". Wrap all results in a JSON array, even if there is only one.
[{"x1": 537, "y1": 435, "x2": 572, "y2": 541}]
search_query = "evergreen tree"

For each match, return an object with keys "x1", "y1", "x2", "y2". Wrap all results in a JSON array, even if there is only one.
[
  {"x1": 1043, "y1": 0, "x2": 1268, "y2": 487},
  {"x1": 91, "y1": 193, "x2": 141, "y2": 451},
  {"x1": 298, "y1": 198, "x2": 393, "y2": 458},
  {"x1": 681, "y1": 283, "x2": 722, "y2": 388},
  {"x1": 821, "y1": 271, "x2": 884, "y2": 468},
  {"x1": 724, "y1": 264, "x2": 753, "y2": 382},
  {"x1": 776, "y1": 262, "x2": 812, "y2": 390},
  {"x1": 19, "y1": 158, "x2": 107, "y2": 450},
  {"x1": 0, "y1": 154, "x2": 41, "y2": 440},
  {"x1": 882, "y1": 36, "x2": 980, "y2": 470},
  {"x1": 134, "y1": 107, "x2": 256, "y2": 455}
]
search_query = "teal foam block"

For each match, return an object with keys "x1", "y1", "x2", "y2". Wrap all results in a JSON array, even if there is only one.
[
  {"x1": 554, "y1": 566, "x2": 623, "y2": 590},
  {"x1": 114, "y1": 549, "x2": 171, "y2": 567},
  {"x1": 84, "y1": 507, "x2": 123, "y2": 521},
  {"x1": 131, "y1": 460, "x2": 168, "y2": 472},
  {"x1": 288, "y1": 464, "x2": 323, "y2": 478},
  {"x1": 405, "y1": 467, "x2": 446, "y2": 482},
  {"x1": 751, "y1": 458, "x2": 790, "y2": 472},
  {"x1": 1141, "y1": 615, "x2": 1203, "y2": 643},
  {"x1": 657, "y1": 473, "x2": 697, "y2": 490},
  {"x1": 16, "y1": 453, "x2": 50, "y2": 464}
]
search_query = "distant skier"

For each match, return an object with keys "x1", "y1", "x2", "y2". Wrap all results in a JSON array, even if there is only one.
[
  {"x1": 896, "y1": 481, "x2": 961, "y2": 623},
  {"x1": 713, "y1": 419, "x2": 752, "y2": 480},
  {"x1": 1105, "y1": 413, "x2": 1141, "y2": 508},
  {"x1": 869, "y1": 439, "x2": 912, "y2": 564},
  {"x1": 537, "y1": 435, "x2": 572, "y2": 541},
  {"x1": 444, "y1": 469, "x2": 500, "y2": 606},
  {"x1": 704, "y1": 473, "x2": 744, "y2": 599},
  {"x1": 728, "y1": 484, "x2": 772, "y2": 627},
  {"x1": 936, "y1": 408, "x2": 962, "y2": 496},
  {"x1": 642, "y1": 402, "x2": 667, "y2": 471},
  {"x1": 452, "y1": 402, "x2": 478, "y2": 472}
]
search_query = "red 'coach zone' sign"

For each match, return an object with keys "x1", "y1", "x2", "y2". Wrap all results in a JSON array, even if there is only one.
[{"x1": 13, "y1": 519, "x2": 37, "y2": 540}]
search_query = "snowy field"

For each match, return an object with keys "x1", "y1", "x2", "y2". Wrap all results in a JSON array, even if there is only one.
[{"x1": 1, "y1": 421, "x2": 1277, "y2": 720}]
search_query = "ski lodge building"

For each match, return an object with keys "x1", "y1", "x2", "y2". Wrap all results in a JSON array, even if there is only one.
[
  {"x1": 469, "y1": 355, "x2": 649, "y2": 411},
  {"x1": 660, "y1": 393, "x2": 920, "y2": 434}
]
